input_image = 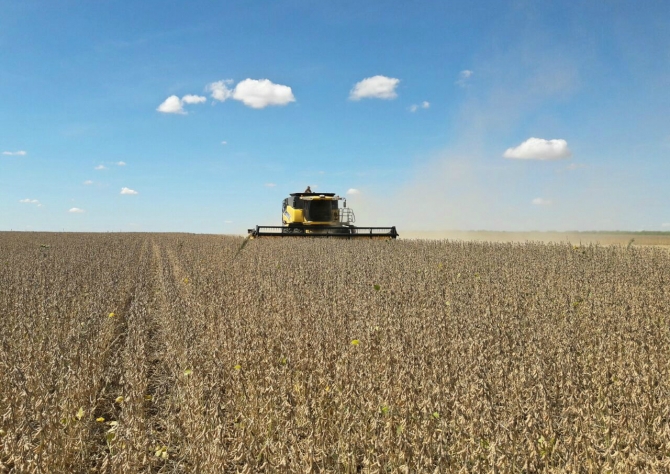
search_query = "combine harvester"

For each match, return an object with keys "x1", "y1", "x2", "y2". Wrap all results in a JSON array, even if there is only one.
[{"x1": 248, "y1": 188, "x2": 398, "y2": 239}]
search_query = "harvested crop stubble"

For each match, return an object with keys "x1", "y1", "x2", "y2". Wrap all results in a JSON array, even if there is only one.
[{"x1": 1, "y1": 232, "x2": 669, "y2": 472}]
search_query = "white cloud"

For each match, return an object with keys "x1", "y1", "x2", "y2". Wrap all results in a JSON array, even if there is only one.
[
  {"x1": 409, "y1": 101, "x2": 430, "y2": 112},
  {"x1": 566, "y1": 163, "x2": 584, "y2": 170},
  {"x1": 116, "y1": 161, "x2": 126, "y2": 166},
  {"x1": 2, "y1": 150, "x2": 27, "y2": 156},
  {"x1": 19, "y1": 198, "x2": 40, "y2": 204},
  {"x1": 662, "y1": 223, "x2": 670, "y2": 228},
  {"x1": 181, "y1": 94, "x2": 206, "y2": 104},
  {"x1": 232, "y1": 79, "x2": 296, "y2": 109},
  {"x1": 504, "y1": 138, "x2": 572, "y2": 160},
  {"x1": 224, "y1": 220, "x2": 233, "y2": 224},
  {"x1": 456, "y1": 70, "x2": 473, "y2": 87},
  {"x1": 95, "y1": 164, "x2": 107, "y2": 170},
  {"x1": 349, "y1": 75, "x2": 400, "y2": 100},
  {"x1": 221, "y1": 141, "x2": 227, "y2": 145},
  {"x1": 157, "y1": 95, "x2": 185, "y2": 114},
  {"x1": 83, "y1": 180, "x2": 94, "y2": 185},
  {"x1": 207, "y1": 78, "x2": 296, "y2": 109},
  {"x1": 120, "y1": 187, "x2": 138, "y2": 195},
  {"x1": 532, "y1": 197, "x2": 552, "y2": 206},
  {"x1": 346, "y1": 188, "x2": 360, "y2": 195},
  {"x1": 264, "y1": 183, "x2": 277, "y2": 188},
  {"x1": 157, "y1": 93, "x2": 207, "y2": 114},
  {"x1": 69, "y1": 207, "x2": 85, "y2": 213},
  {"x1": 207, "y1": 80, "x2": 234, "y2": 102}
]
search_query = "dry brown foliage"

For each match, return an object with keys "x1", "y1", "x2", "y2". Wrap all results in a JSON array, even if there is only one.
[{"x1": 1, "y1": 232, "x2": 669, "y2": 472}]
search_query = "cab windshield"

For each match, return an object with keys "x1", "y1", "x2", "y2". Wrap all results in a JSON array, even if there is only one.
[{"x1": 304, "y1": 200, "x2": 333, "y2": 222}]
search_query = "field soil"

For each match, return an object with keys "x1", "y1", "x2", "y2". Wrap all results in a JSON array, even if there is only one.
[{"x1": 1, "y1": 232, "x2": 669, "y2": 472}]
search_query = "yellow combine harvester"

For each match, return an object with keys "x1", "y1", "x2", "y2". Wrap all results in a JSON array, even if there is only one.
[{"x1": 248, "y1": 189, "x2": 398, "y2": 238}]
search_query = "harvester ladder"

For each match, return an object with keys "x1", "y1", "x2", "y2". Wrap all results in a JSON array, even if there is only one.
[{"x1": 339, "y1": 207, "x2": 355, "y2": 225}]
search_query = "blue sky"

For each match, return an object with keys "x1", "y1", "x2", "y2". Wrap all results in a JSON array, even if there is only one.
[{"x1": 1, "y1": 0, "x2": 669, "y2": 233}]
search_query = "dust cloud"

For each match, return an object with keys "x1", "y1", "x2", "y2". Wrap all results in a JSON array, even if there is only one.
[{"x1": 347, "y1": 151, "x2": 659, "y2": 240}]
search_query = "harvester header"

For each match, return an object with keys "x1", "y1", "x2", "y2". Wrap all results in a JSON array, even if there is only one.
[{"x1": 248, "y1": 189, "x2": 398, "y2": 239}]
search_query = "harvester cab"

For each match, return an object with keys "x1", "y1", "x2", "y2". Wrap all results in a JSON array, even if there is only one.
[{"x1": 249, "y1": 190, "x2": 398, "y2": 238}]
